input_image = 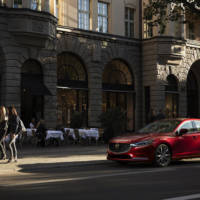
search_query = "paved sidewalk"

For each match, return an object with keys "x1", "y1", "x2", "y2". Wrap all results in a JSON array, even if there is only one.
[{"x1": 0, "y1": 144, "x2": 108, "y2": 175}]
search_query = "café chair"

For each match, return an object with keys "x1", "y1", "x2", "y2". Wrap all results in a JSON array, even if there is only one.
[{"x1": 98, "y1": 128, "x2": 104, "y2": 144}]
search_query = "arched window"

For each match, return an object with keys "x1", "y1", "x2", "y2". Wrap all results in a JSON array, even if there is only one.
[
  {"x1": 165, "y1": 74, "x2": 179, "y2": 118},
  {"x1": 57, "y1": 52, "x2": 88, "y2": 127},
  {"x1": 57, "y1": 52, "x2": 87, "y2": 88},
  {"x1": 21, "y1": 59, "x2": 50, "y2": 126},
  {"x1": 103, "y1": 60, "x2": 134, "y2": 91},
  {"x1": 102, "y1": 59, "x2": 135, "y2": 131},
  {"x1": 165, "y1": 75, "x2": 178, "y2": 92}
]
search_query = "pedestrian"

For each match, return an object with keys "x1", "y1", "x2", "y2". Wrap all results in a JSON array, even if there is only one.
[
  {"x1": 7, "y1": 106, "x2": 21, "y2": 162},
  {"x1": 36, "y1": 119, "x2": 46, "y2": 147},
  {"x1": 0, "y1": 106, "x2": 8, "y2": 160}
]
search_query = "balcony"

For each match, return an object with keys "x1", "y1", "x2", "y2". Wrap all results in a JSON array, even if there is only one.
[
  {"x1": 143, "y1": 36, "x2": 186, "y2": 65},
  {"x1": 0, "y1": 7, "x2": 57, "y2": 47}
]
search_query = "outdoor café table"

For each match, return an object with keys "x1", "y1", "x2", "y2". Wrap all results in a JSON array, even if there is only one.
[
  {"x1": 78, "y1": 128, "x2": 99, "y2": 142},
  {"x1": 46, "y1": 130, "x2": 64, "y2": 141},
  {"x1": 26, "y1": 128, "x2": 37, "y2": 137}
]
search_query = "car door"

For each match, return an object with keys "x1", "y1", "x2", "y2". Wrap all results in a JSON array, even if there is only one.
[
  {"x1": 173, "y1": 120, "x2": 197, "y2": 158},
  {"x1": 192, "y1": 120, "x2": 200, "y2": 155}
]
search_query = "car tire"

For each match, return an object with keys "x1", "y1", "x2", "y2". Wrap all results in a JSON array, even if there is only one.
[{"x1": 154, "y1": 144, "x2": 171, "y2": 167}]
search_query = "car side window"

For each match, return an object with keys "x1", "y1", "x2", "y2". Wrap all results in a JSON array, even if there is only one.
[
  {"x1": 179, "y1": 121, "x2": 195, "y2": 134},
  {"x1": 193, "y1": 120, "x2": 200, "y2": 132}
]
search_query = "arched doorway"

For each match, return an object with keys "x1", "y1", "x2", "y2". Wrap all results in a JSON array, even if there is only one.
[
  {"x1": 57, "y1": 52, "x2": 88, "y2": 127},
  {"x1": 187, "y1": 61, "x2": 200, "y2": 117},
  {"x1": 21, "y1": 59, "x2": 51, "y2": 127},
  {"x1": 165, "y1": 74, "x2": 179, "y2": 118},
  {"x1": 102, "y1": 59, "x2": 135, "y2": 131}
]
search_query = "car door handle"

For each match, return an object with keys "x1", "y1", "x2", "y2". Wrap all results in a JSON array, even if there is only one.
[{"x1": 193, "y1": 136, "x2": 198, "y2": 139}]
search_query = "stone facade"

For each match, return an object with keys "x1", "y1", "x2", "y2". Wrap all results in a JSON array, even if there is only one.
[
  {"x1": 0, "y1": 7, "x2": 57, "y2": 127},
  {"x1": 56, "y1": 28, "x2": 142, "y2": 130},
  {"x1": 143, "y1": 37, "x2": 200, "y2": 122},
  {"x1": 1, "y1": 5, "x2": 200, "y2": 130}
]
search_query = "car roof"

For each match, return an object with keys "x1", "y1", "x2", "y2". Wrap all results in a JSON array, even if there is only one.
[{"x1": 160, "y1": 118, "x2": 200, "y2": 121}]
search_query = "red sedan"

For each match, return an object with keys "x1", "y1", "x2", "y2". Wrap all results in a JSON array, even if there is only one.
[{"x1": 107, "y1": 118, "x2": 200, "y2": 167}]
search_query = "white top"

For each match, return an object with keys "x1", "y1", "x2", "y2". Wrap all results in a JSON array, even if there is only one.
[{"x1": 30, "y1": 122, "x2": 35, "y2": 129}]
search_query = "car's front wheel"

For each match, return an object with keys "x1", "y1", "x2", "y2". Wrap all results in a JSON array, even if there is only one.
[{"x1": 155, "y1": 144, "x2": 171, "y2": 167}]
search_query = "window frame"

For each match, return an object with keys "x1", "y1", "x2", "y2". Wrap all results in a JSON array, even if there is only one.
[
  {"x1": 97, "y1": 1, "x2": 108, "y2": 33},
  {"x1": 78, "y1": 0, "x2": 90, "y2": 30},
  {"x1": 31, "y1": 0, "x2": 41, "y2": 11},
  {"x1": 125, "y1": 7, "x2": 134, "y2": 38},
  {"x1": 13, "y1": 0, "x2": 22, "y2": 8}
]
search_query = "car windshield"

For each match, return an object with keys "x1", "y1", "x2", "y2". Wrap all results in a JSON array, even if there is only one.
[{"x1": 138, "y1": 120, "x2": 181, "y2": 134}]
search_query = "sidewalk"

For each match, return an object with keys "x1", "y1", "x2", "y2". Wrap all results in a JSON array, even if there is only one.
[{"x1": 0, "y1": 144, "x2": 108, "y2": 175}]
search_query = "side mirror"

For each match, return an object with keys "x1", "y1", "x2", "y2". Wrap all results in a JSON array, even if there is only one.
[{"x1": 177, "y1": 128, "x2": 188, "y2": 136}]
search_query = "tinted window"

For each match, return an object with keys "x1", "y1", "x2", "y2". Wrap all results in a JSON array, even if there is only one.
[
  {"x1": 138, "y1": 120, "x2": 181, "y2": 134},
  {"x1": 193, "y1": 120, "x2": 200, "y2": 132},
  {"x1": 179, "y1": 121, "x2": 194, "y2": 133}
]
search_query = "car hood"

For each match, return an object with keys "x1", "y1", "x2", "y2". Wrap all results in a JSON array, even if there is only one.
[{"x1": 110, "y1": 132, "x2": 172, "y2": 143}]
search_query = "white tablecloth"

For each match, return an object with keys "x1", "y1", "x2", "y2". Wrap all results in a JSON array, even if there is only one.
[
  {"x1": 46, "y1": 130, "x2": 64, "y2": 141},
  {"x1": 64, "y1": 128, "x2": 99, "y2": 141},
  {"x1": 26, "y1": 128, "x2": 37, "y2": 137}
]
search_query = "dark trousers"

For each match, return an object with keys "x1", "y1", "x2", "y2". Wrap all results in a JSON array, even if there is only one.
[{"x1": 0, "y1": 135, "x2": 6, "y2": 159}]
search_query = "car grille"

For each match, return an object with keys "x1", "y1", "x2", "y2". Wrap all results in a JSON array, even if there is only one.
[{"x1": 109, "y1": 143, "x2": 130, "y2": 153}]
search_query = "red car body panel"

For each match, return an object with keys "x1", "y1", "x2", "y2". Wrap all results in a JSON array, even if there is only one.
[{"x1": 107, "y1": 118, "x2": 200, "y2": 164}]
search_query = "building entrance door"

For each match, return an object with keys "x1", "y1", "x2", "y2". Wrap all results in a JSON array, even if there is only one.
[{"x1": 187, "y1": 69, "x2": 199, "y2": 118}]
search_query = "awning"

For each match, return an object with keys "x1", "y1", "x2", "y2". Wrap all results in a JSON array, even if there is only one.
[{"x1": 22, "y1": 76, "x2": 52, "y2": 96}]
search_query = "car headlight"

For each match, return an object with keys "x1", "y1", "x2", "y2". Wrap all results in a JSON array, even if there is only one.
[{"x1": 130, "y1": 140, "x2": 153, "y2": 147}]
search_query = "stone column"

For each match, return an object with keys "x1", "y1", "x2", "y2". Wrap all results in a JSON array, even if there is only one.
[
  {"x1": 88, "y1": 62, "x2": 102, "y2": 128},
  {"x1": 88, "y1": 43, "x2": 102, "y2": 127}
]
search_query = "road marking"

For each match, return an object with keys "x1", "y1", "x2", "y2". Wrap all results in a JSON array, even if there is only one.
[
  {"x1": 3, "y1": 168, "x2": 174, "y2": 187},
  {"x1": 164, "y1": 193, "x2": 200, "y2": 200}
]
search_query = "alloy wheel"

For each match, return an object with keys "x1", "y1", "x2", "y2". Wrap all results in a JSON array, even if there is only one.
[{"x1": 155, "y1": 144, "x2": 171, "y2": 167}]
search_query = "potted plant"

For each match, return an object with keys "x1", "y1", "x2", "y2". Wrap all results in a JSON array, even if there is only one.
[{"x1": 98, "y1": 107, "x2": 127, "y2": 143}]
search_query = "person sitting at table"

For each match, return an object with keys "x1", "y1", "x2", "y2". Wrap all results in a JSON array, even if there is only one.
[
  {"x1": 29, "y1": 118, "x2": 36, "y2": 129},
  {"x1": 36, "y1": 119, "x2": 46, "y2": 147}
]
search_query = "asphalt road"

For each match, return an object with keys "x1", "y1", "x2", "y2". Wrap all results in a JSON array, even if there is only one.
[{"x1": 1, "y1": 160, "x2": 200, "y2": 200}]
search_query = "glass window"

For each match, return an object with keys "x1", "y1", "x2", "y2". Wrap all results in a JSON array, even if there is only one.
[
  {"x1": 31, "y1": 0, "x2": 41, "y2": 11},
  {"x1": 125, "y1": 7, "x2": 134, "y2": 37},
  {"x1": 144, "y1": 20, "x2": 153, "y2": 38},
  {"x1": 179, "y1": 121, "x2": 194, "y2": 133},
  {"x1": 165, "y1": 75, "x2": 179, "y2": 118},
  {"x1": 98, "y1": 2, "x2": 108, "y2": 33},
  {"x1": 55, "y1": 0, "x2": 59, "y2": 18},
  {"x1": 194, "y1": 120, "x2": 200, "y2": 132},
  {"x1": 57, "y1": 53, "x2": 88, "y2": 127},
  {"x1": 14, "y1": 0, "x2": 22, "y2": 8},
  {"x1": 188, "y1": 23, "x2": 195, "y2": 40},
  {"x1": 78, "y1": 0, "x2": 90, "y2": 30}
]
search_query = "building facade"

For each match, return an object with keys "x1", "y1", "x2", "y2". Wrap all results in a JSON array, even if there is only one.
[{"x1": 0, "y1": 0, "x2": 200, "y2": 130}]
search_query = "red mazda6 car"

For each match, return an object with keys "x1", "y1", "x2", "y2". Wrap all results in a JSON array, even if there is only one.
[{"x1": 107, "y1": 118, "x2": 200, "y2": 167}]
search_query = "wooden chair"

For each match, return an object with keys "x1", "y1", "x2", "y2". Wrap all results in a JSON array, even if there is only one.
[
  {"x1": 30, "y1": 129, "x2": 38, "y2": 146},
  {"x1": 74, "y1": 129, "x2": 81, "y2": 144},
  {"x1": 98, "y1": 128, "x2": 104, "y2": 144},
  {"x1": 63, "y1": 129, "x2": 70, "y2": 144}
]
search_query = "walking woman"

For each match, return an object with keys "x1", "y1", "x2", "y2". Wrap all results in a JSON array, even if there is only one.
[
  {"x1": 0, "y1": 106, "x2": 8, "y2": 160},
  {"x1": 7, "y1": 106, "x2": 20, "y2": 162}
]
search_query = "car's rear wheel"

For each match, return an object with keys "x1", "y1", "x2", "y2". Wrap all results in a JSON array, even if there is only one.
[{"x1": 155, "y1": 144, "x2": 171, "y2": 167}]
